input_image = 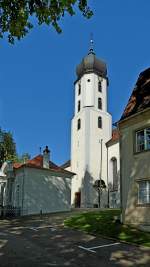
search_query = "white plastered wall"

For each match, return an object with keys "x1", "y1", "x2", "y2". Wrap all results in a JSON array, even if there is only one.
[
  {"x1": 12, "y1": 167, "x2": 72, "y2": 215},
  {"x1": 107, "y1": 141, "x2": 120, "y2": 208},
  {"x1": 71, "y1": 72, "x2": 112, "y2": 207}
]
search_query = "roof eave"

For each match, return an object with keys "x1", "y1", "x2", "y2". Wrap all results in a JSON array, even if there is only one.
[
  {"x1": 14, "y1": 165, "x2": 75, "y2": 177},
  {"x1": 118, "y1": 106, "x2": 150, "y2": 125}
]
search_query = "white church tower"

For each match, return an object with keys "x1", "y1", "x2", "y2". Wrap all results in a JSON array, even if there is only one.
[{"x1": 71, "y1": 41, "x2": 112, "y2": 208}]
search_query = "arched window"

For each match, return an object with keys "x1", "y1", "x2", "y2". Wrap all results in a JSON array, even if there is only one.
[
  {"x1": 77, "y1": 119, "x2": 81, "y2": 130},
  {"x1": 98, "y1": 98, "x2": 102, "y2": 109},
  {"x1": 98, "y1": 81, "x2": 102, "y2": 92},
  {"x1": 78, "y1": 84, "x2": 81, "y2": 95},
  {"x1": 111, "y1": 157, "x2": 118, "y2": 190},
  {"x1": 78, "y1": 100, "x2": 81, "y2": 112},
  {"x1": 98, "y1": 116, "x2": 102, "y2": 128}
]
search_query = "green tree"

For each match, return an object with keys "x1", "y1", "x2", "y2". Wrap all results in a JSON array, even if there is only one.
[
  {"x1": 17, "y1": 152, "x2": 31, "y2": 163},
  {"x1": 0, "y1": 0, "x2": 93, "y2": 44},
  {"x1": 0, "y1": 128, "x2": 17, "y2": 167},
  {"x1": 93, "y1": 179, "x2": 106, "y2": 208}
]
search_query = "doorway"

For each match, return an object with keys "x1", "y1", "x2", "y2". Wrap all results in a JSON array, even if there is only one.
[{"x1": 75, "y1": 192, "x2": 81, "y2": 208}]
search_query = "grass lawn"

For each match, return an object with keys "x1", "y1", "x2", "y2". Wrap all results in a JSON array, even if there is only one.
[{"x1": 64, "y1": 209, "x2": 150, "y2": 247}]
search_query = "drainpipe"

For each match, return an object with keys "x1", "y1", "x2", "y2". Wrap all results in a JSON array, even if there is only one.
[
  {"x1": 21, "y1": 167, "x2": 25, "y2": 216},
  {"x1": 99, "y1": 139, "x2": 103, "y2": 208},
  {"x1": 115, "y1": 122, "x2": 122, "y2": 223},
  {"x1": 107, "y1": 146, "x2": 109, "y2": 208},
  {"x1": 119, "y1": 127, "x2": 123, "y2": 223}
]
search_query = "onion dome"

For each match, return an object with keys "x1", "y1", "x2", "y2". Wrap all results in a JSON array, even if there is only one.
[{"x1": 76, "y1": 48, "x2": 107, "y2": 79}]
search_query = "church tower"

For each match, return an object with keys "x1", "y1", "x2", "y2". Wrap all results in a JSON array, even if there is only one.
[{"x1": 71, "y1": 41, "x2": 112, "y2": 207}]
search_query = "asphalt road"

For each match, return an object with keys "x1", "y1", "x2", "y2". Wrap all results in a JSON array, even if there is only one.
[{"x1": 0, "y1": 212, "x2": 150, "y2": 267}]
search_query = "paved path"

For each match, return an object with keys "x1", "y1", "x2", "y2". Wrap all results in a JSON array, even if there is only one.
[{"x1": 0, "y1": 212, "x2": 150, "y2": 267}]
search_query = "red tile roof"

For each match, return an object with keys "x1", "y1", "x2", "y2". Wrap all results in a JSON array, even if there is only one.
[
  {"x1": 111, "y1": 128, "x2": 120, "y2": 142},
  {"x1": 106, "y1": 128, "x2": 120, "y2": 146},
  {"x1": 120, "y1": 68, "x2": 150, "y2": 121},
  {"x1": 13, "y1": 163, "x2": 22, "y2": 169},
  {"x1": 14, "y1": 155, "x2": 75, "y2": 176}
]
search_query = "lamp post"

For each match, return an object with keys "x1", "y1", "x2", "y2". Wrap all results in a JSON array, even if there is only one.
[{"x1": 99, "y1": 139, "x2": 103, "y2": 208}]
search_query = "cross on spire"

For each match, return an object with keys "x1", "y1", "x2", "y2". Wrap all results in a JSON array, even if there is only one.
[{"x1": 89, "y1": 33, "x2": 95, "y2": 54}]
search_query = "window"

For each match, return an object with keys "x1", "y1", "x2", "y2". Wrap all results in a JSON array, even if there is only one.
[
  {"x1": 77, "y1": 119, "x2": 81, "y2": 130},
  {"x1": 136, "y1": 127, "x2": 150, "y2": 152},
  {"x1": 111, "y1": 157, "x2": 118, "y2": 190},
  {"x1": 78, "y1": 100, "x2": 81, "y2": 112},
  {"x1": 98, "y1": 81, "x2": 102, "y2": 92},
  {"x1": 98, "y1": 116, "x2": 102, "y2": 128},
  {"x1": 138, "y1": 180, "x2": 150, "y2": 204},
  {"x1": 98, "y1": 98, "x2": 102, "y2": 109},
  {"x1": 87, "y1": 79, "x2": 90, "y2": 82},
  {"x1": 78, "y1": 84, "x2": 81, "y2": 95}
]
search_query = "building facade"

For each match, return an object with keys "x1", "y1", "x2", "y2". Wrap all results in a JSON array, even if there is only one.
[
  {"x1": 119, "y1": 68, "x2": 150, "y2": 227},
  {"x1": 0, "y1": 147, "x2": 74, "y2": 217},
  {"x1": 106, "y1": 129, "x2": 120, "y2": 208}
]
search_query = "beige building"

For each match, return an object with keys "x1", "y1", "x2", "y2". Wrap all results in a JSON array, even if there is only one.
[{"x1": 119, "y1": 68, "x2": 150, "y2": 227}]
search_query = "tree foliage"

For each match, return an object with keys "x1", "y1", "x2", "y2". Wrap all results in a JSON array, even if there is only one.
[
  {"x1": 0, "y1": 128, "x2": 17, "y2": 167},
  {"x1": 93, "y1": 179, "x2": 106, "y2": 191},
  {"x1": 0, "y1": 0, "x2": 93, "y2": 44},
  {"x1": 17, "y1": 152, "x2": 31, "y2": 163}
]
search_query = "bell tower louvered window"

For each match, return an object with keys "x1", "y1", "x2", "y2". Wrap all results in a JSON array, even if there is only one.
[
  {"x1": 98, "y1": 98, "x2": 102, "y2": 110},
  {"x1": 77, "y1": 119, "x2": 81, "y2": 130},
  {"x1": 98, "y1": 116, "x2": 102, "y2": 128}
]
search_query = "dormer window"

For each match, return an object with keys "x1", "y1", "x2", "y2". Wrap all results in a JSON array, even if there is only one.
[
  {"x1": 78, "y1": 84, "x2": 81, "y2": 95},
  {"x1": 98, "y1": 98, "x2": 102, "y2": 110},
  {"x1": 98, "y1": 81, "x2": 102, "y2": 92}
]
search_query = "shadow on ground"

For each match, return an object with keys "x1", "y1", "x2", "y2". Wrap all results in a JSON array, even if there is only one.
[{"x1": 0, "y1": 212, "x2": 150, "y2": 267}]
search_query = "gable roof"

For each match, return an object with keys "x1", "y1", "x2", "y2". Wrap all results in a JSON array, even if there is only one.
[
  {"x1": 14, "y1": 155, "x2": 75, "y2": 176},
  {"x1": 60, "y1": 160, "x2": 71, "y2": 169},
  {"x1": 120, "y1": 68, "x2": 150, "y2": 121},
  {"x1": 106, "y1": 128, "x2": 120, "y2": 147}
]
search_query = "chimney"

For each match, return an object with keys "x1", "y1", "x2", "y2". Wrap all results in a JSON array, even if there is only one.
[{"x1": 43, "y1": 146, "x2": 50, "y2": 169}]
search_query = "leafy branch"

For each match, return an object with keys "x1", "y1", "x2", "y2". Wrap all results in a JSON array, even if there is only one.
[{"x1": 0, "y1": 0, "x2": 93, "y2": 44}]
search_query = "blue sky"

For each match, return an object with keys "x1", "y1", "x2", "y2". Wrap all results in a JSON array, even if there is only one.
[{"x1": 0, "y1": 0, "x2": 150, "y2": 165}]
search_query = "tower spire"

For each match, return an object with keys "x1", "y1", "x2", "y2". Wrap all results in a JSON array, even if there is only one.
[{"x1": 89, "y1": 33, "x2": 95, "y2": 54}]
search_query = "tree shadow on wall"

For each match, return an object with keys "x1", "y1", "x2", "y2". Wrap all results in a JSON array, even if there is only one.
[
  {"x1": 108, "y1": 169, "x2": 120, "y2": 209},
  {"x1": 80, "y1": 168, "x2": 97, "y2": 208},
  {"x1": 121, "y1": 129, "x2": 150, "y2": 226}
]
